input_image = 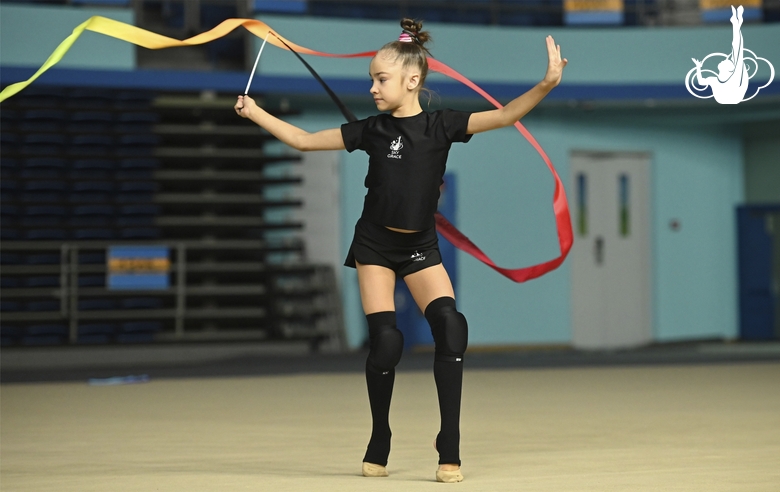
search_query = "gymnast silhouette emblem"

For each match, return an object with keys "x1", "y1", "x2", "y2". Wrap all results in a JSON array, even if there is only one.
[
  {"x1": 387, "y1": 136, "x2": 404, "y2": 159},
  {"x1": 390, "y1": 136, "x2": 403, "y2": 152},
  {"x1": 685, "y1": 5, "x2": 774, "y2": 104}
]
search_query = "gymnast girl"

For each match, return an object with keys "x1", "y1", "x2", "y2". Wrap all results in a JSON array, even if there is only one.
[{"x1": 235, "y1": 18, "x2": 567, "y2": 483}]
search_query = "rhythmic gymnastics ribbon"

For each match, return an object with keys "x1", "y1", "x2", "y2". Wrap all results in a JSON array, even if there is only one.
[{"x1": 0, "y1": 16, "x2": 572, "y2": 283}]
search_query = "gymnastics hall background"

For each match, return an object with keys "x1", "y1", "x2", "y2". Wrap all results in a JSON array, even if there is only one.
[{"x1": 1, "y1": 1, "x2": 779, "y2": 491}]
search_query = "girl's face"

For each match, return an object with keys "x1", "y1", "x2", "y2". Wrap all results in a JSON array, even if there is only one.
[{"x1": 369, "y1": 52, "x2": 420, "y2": 113}]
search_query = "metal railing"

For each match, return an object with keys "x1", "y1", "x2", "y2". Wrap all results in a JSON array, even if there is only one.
[{"x1": 1, "y1": 240, "x2": 346, "y2": 349}]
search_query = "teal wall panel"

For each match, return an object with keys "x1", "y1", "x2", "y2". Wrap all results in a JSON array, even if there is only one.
[
  {"x1": 649, "y1": 125, "x2": 743, "y2": 341},
  {"x1": 744, "y1": 131, "x2": 780, "y2": 204},
  {"x1": 0, "y1": 4, "x2": 135, "y2": 70}
]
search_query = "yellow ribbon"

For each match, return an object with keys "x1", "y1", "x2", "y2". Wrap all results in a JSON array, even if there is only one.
[{"x1": 0, "y1": 16, "x2": 371, "y2": 103}]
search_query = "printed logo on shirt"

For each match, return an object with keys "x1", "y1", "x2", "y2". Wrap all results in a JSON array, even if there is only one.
[
  {"x1": 387, "y1": 136, "x2": 403, "y2": 159},
  {"x1": 411, "y1": 250, "x2": 426, "y2": 262}
]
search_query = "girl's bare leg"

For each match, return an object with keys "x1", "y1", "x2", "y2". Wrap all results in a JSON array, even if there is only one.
[
  {"x1": 356, "y1": 261, "x2": 396, "y2": 314},
  {"x1": 404, "y1": 263, "x2": 455, "y2": 310}
]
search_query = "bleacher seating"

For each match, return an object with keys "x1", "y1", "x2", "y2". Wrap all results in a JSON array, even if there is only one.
[{"x1": 0, "y1": 86, "x2": 345, "y2": 349}]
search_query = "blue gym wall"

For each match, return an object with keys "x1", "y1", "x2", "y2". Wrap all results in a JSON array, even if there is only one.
[{"x1": 2, "y1": 5, "x2": 777, "y2": 349}]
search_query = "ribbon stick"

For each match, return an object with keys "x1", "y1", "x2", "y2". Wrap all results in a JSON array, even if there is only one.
[
  {"x1": 0, "y1": 16, "x2": 572, "y2": 283},
  {"x1": 245, "y1": 31, "x2": 270, "y2": 95}
]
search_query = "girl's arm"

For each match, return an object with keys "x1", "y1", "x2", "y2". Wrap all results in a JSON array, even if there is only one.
[
  {"x1": 235, "y1": 95, "x2": 346, "y2": 151},
  {"x1": 467, "y1": 35, "x2": 567, "y2": 135}
]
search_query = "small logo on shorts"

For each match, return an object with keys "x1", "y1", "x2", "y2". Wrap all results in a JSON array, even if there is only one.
[
  {"x1": 411, "y1": 250, "x2": 426, "y2": 262},
  {"x1": 387, "y1": 136, "x2": 403, "y2": 159}
]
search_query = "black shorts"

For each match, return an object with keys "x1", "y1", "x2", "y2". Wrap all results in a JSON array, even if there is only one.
[{"x1": 345, "y1": 218, "x2": 442, "y2": 277}]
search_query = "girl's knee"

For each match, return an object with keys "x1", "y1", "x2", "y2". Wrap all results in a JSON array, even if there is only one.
[
  {"x1": 366, "y1": 311, "x2": 404, "y2": 372},
  {"x1": 424, "y1": 297, "x2": 468, "y2": 362}
]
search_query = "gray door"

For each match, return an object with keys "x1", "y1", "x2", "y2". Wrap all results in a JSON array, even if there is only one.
[{"x1": 570, "y1": 151, "x2": 652, "y2": 349}]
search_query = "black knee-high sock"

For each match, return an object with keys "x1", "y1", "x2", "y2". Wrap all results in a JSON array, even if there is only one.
[
  {"x1": 425, "y1": 297, "x2": 467, "y2": 466},
  {"x1": 364, "y1": 361, "x2": 395, "y2": 466},
  {"x1": 434, "y1": 358, "x2": 463, "y2": 465},
  {"x1": 363, "y1": 311, "x2": 402, "y2": 466}
]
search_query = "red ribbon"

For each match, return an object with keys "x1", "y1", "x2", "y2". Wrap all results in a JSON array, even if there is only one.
[{"x1": 427, "y1": 59, "x2": 573, "y2": 282}]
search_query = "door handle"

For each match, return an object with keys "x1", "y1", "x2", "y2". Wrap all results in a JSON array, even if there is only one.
[{"x1": 594, "y1": 236, "x2": 604, "y2": 266}]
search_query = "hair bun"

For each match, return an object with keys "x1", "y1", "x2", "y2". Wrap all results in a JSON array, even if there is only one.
[{"x1": 400, "y1": 18, "x2": 431, "y2": 46}]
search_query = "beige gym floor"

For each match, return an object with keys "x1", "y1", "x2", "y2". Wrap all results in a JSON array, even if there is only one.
[{"x1": 2, "y1": 362, "x2": 779, "y2": 491}]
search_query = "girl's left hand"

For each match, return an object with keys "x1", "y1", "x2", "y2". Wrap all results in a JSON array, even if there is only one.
[{"x1": 543, "y1": 35, "x2": 568, "y2": 88}]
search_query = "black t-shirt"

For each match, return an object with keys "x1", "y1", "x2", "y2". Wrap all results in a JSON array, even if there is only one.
[{"x1": 341, "y1": 109, "x2": 472, "y2": 230}]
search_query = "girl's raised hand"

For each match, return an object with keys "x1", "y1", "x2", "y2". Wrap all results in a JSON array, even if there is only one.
[{"x1": 542, "y1": 35, "x2": 568, "y2": 88}]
